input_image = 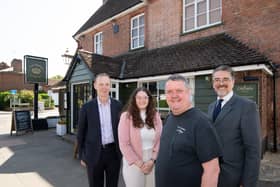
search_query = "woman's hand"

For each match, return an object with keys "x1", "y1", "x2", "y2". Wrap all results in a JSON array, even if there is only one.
[
  {"x1": 80, "y1": 160, "x2": 87, "y2": 167},
  {"x1": 141, "y1": 160, "x2": 154, "y2": 174},
  {"x1": 135, "y1": 160, "x2": 144, "y2": 169}
]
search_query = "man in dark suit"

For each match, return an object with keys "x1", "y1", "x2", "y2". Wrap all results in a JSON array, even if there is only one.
[
  {"x1": 208, "y1": 65, "x2": 261, "y2": 187},
  {"x1": 77, "y1": 73, "x2": 122, "y2": 187}
]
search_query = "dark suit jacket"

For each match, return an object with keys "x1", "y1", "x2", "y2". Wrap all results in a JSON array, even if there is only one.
[
  {"x1": 77, "y1": 98, "x2": 122, "y2": 166},
  {"x1": 208, "y1": 94, "x2": 261, "y2": 187}
]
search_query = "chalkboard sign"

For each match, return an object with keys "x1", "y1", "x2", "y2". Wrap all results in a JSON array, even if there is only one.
[{"x1": 11, "y1": 110, "x2": 33, "y2": 135}]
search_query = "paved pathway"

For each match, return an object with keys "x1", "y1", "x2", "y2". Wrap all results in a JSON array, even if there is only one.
[
  {"x1": 0, "y1": 109, "x2": 88, "y2": 187},
  {"x1": 0, "y1": 108, "x2": 279, "y2": 187}
]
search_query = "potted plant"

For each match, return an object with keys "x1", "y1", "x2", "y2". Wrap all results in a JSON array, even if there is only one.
[{"x1": 56, "y1": 118, "x2": 66, "y2": 136}]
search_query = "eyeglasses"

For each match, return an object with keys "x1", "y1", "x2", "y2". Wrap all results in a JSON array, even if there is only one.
[
  {"x1": 136, "y1": 96, "x2": 149, "y2": 100},
  {"x1": 213, "y1": 77, "x2": 232, "y2": 84}
]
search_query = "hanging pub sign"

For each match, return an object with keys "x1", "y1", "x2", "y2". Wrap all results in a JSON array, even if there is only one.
[{"x1": 24, "y1": 55, "x2": 48, "y2": 84}]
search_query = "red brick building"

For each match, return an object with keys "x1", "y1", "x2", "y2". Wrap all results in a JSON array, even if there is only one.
[
  {"x1": 65, "y1": 0, "x2": 279, "y2": 151},
  {"x1": 0, "y1": 59, "x2": 33, "y2": 91}
]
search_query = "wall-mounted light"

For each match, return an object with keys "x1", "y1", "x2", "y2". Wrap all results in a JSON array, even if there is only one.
[{"x1": 112, "y1": 22, "x2": 119, "y2": 33}]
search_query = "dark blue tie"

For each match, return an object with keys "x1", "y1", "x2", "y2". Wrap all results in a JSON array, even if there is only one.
[{"x1": 213, "y1": 99, "x2": 223, "y2": 122}]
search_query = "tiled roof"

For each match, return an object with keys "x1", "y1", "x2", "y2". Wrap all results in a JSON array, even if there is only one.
[
  {"x1": 78, "y1": 51, "x2": 122, "y2": 79},
  {"x1": 74, "y1": 0, "x2": 143, "y2": 37},
  {"x1": 116, "y1": 33, "x2": 269, "y2": 79},
  {"x1": 52, "y1": 80, "x2": 66, "y2": 87},
  {"x1": 48, "y1": 79, "x2": 60, "y2": 86},
  {"x1": 0, "y1": 62, "x2": 10, "y2": 70},
  {"x1": 67, "y1": 33, "x2": 269, "y2": 81}
]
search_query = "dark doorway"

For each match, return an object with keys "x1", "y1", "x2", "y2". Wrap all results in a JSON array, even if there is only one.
[{"x1": 73, "y1": 83, "x2": 90, "y2": 132}]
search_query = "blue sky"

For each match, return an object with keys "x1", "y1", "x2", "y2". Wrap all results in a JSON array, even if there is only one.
[{"x1": 0, "y1": 0, "x2": 102, "y2": 77}]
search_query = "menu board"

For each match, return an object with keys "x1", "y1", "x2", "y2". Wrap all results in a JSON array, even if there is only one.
[{"x1": 11, "y1": 110, "x2": 33, "y2": 135}]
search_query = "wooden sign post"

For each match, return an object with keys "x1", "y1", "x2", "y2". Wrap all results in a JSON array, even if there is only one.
[{"x1": 11, "y1": 110, "x2": 33, "y2": 136}]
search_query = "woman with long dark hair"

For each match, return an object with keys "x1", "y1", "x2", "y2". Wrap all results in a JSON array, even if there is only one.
[{"x1": 118, "y1": 87, "x2": 162, "y2": 187}]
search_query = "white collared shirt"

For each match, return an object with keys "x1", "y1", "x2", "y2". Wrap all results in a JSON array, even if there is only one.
[
  {"x1": 97, "y1": 97, "x2": 114, "y2": 145},
  {"x1": 217, "y1": 91, "x2": 233, "y2": 108}
]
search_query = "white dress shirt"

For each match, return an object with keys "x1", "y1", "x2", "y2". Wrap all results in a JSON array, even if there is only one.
[{"x1": 97, "y1": 97, "x2": 114, "y2": 145}]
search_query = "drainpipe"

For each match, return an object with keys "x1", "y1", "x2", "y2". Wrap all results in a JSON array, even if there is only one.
[{"x1": 271, "y1": 63, "x2": 279, "y2": 152}]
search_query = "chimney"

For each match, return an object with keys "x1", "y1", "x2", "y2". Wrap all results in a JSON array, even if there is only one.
[{"x1": 11, "y1": 59, "x2": 23, "y2": 72}]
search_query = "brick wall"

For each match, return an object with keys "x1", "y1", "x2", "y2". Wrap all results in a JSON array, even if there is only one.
[
  {"x1": 78, "y1": 0, "x2": 279, "y2": 65},
  {"x1": 233, "y1": 70, "x2": 273, "y2": 143},
  {"x1": 0, "y1": 72, "x2": 33, "y2": 92},
  {"x1": 79, "y1": 8, "x2": 146, "y2": 57},
  {"x1": 77, "y1": 0, "x2": 280, "y2": 145}
]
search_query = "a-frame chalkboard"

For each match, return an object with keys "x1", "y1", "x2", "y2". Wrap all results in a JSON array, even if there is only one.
[{"x1": 11, "y1": 110, "x2": 33, "y2": 135}]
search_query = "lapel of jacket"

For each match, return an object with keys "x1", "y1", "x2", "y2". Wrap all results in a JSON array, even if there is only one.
[
  {"x1": 92, "y1": 99, "x2": 102, "y2": 143},
  {"x1": 214, "y1": 94, "x2": 237, "y2": 125}
]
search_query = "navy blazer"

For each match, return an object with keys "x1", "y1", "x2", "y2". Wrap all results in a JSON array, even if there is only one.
[
  {"x1": 208, "y1": 94, "x2": 261, "y2": 187},
  {"x1": 77, "y1": 98, "x2": 122, "y2": 166}
]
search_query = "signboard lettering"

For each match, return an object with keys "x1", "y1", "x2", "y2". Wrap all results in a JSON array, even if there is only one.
[
  {"x1": 24, "y1": 55, "x2": 48, "y2": 84},
  {"x1": 11, "y1": 110, "x2": 33, "y2": 135}
]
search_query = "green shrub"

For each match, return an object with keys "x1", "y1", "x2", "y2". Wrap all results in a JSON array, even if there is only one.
[
  {"x1": 158, "y1": 100, "x2": 169, "y2": 108},
  {"x1": 39, "y1": 93, "x2": 49, "y2": 100},
  {"x1": 0, "y1": 91, "x2": 11, "y2": 109},
  {"x1": 18, "y1": 90, "x2": 34, "y2": 105},
  {"x1": 44, "y1": 97, "x2": 55, "y2": 108}
]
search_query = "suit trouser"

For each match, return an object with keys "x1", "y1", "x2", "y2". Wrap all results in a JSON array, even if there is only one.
[{"x1": 86, "y1": 147, "x2": 121, "y2": 187}]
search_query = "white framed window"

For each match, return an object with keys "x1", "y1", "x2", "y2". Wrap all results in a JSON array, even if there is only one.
[
  {"x1": 110, "y1": 81, "x2": 119, "y2": 99},
  {"x1": 130, "y1": 14, "x2": 145, "y2": 49},
  {"x1": 183, "y1": 0, "x2": 222, "y2": 33},
  {"x1": 139, "y1": 78, "x2": 195, "y2": 111},
  {"x1": 94, "y1": 32, "x2": 103, "y2": 54}
]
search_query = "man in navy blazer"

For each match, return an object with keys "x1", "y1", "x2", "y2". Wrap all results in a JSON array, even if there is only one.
[
  {"x1": 77, "y1": 73, "x2": 122, "y2": 187},
  {"x1": 208, "y1": 65, "x2": 261, "y2": 187}
]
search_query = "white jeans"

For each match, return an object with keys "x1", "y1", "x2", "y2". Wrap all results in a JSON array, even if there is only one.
[{"x1": 122, "y1": 148, "x2": 154, "y2": 187}]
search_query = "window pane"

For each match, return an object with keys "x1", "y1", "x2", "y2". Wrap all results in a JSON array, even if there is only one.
[
  {"x1": 96, "y1": 46, "x2": 99, "y2": 53},
  {"x1": 185, "y1": 5, "x2": 194, "y2": 18},
  {"x1": 158, "y1": 80, "x2": 165, "y2": 94},
  {"x1": 148, "y1": 82, "x2": 157, "y2": 95},
  {"x1": 132, "y1": 18, "x2": 138, "y2": 27},
  {"x1": 139, "y1": 27, "x2": 144, "y2": 36},
  {"x1": 185, "y1": 0, "x2": 194, "y2": 4},
  {"x1": 139, "y1": 36, "x2": 144, "y2": 46},
  {"x1": 210, "y1": 9, "x2": 221, "y2": 23},
  {"x1": 197, "y1": 13, "x2": 207, "y2": 27},
  {"x1": 210, "y1": 0, "x2": 221, "y2": 10},
  {"x1": 197, "y1": 1, "x2": 206, "y2": 14},
  {"x1": 143, "y1": 83, "x2": 148, "y2": 88},
  {"x1": 132, "y1": 39, "x2": 138, "y2": 48},
  {"x1": 132, "y1": 29, "x2": 137, "y2": 37},
  {"x1": 111, "y1": 92, "x2": 116, "y2": 98},
  {"x1": 100, "y1": 33, "x2": 103, "y2": 41},
  {"x1": 139, "y1": 15, "x2": 144, "y2": 25},
  {"x1": 185, "y1": 18, "x2": 194, "y2": 31}
]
